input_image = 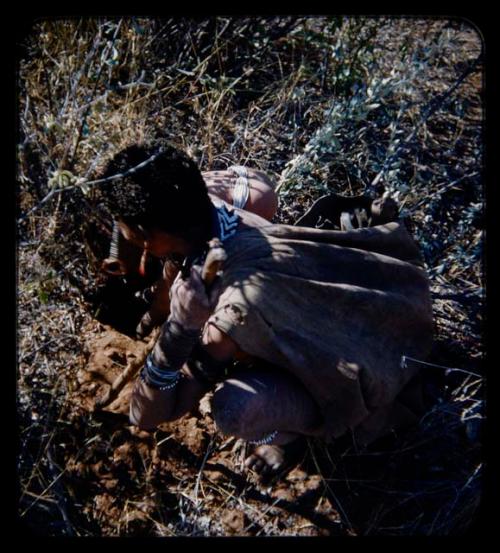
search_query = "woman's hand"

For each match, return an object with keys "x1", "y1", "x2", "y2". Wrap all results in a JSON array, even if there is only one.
[{"x1": 169, "y1": 266, "x2": 217, "y2": 331}]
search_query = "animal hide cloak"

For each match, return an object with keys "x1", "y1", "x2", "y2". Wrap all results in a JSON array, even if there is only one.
[{"x1": 209, "y1": 215, "x2": 433, "y2": 446}]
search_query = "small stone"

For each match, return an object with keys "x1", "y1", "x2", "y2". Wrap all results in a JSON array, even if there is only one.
[
  {"x1": 199, "y1": 393, "x2": 213, "y2": 417},
  {"x1": 76, "y1": 369, "x2": 93, "y2": 384},
  {"x1": 221, "y1": 509, "x2": 246, "y2": 534}
]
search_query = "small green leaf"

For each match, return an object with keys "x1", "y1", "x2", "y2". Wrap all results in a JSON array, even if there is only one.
[{"x1": 38, "y1": 288, "x2": 49, "y2": 304}]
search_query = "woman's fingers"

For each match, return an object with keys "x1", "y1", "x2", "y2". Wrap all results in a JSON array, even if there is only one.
[
  {"x1": 208, "y1": 279, "x2": 223, "y2": 309},
  {"x1": 189, "y1": 266, "x2": 205, "y2": 290},
  {"x1": 136, "y1": 312, "x2": 153, "y2": 338},
  {"x1": 169, "y1": 265, "x2": 212, "y2": 329}
]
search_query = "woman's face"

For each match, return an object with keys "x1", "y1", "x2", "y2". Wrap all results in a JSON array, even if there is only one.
[{"x1": 117, "y1": 221, "x2": 191, "y2": 257}]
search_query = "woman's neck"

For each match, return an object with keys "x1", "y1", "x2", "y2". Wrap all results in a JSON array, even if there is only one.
[{"x1": 178, "y1": 200, "x2": 218, "y2": 255}]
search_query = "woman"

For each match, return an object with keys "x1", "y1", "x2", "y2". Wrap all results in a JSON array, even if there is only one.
[
  {"x1": 101, "y1": 163, "x2": 278, "y2": 338},
  {"x1": 96, "y1": 139, "x2": 434, "y2": 477}
]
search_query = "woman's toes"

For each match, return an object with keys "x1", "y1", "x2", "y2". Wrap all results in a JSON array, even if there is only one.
[
  {"x1": 244, "y1": 453, "x2": 257, "y2": 469},
  {"x1": 244, "y1": 439, "x2": 306, "y2": 479},
  {"x1": 252, "y1": 458, "x2": 266, "y2": 474},
  {"x1": 259, "y1": 462, "x2": 273, "y2": 476},
  {"x1": 244, "y1": 454, "x2": 263, "y2": 473},
  {"x1": 254, "y1": 445, "x2": 285, "y2": 469},
  {"x1": 244, "y1": 445, "x2": 286, "y2": 475}
]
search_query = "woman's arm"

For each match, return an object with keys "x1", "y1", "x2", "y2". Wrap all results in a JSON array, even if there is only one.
[
  {"x1": 129, "y1": 325, "x2": 240, "y2": 429},
  {"x1": 203, "y1": 168, "x2": 278, "y2": 221},
  {"x1": 129, "y1": 362, "x2": 210, "y2": 429},
  {"x1": 129, "y1": 267, "x2": 240, "y2": 430},
  {"x1": 135, "y1": 259, "x2": 180, "y2": 338}
]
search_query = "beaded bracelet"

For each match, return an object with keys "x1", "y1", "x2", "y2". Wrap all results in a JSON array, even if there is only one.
[
  {"x1": 146, "y1": 354, "x2": 178, "y2": 380},
  {"x1": 228, "y1": 165, "x2": 250, "y2": 210},
  {"x1": 250, "y1": 430, "x2": 278, "y2": 446},
  {"x1": 140, "y1": 368, "x2": 180, "y2": 391},
  {"x1": 140, "y1": 353, "x2": 181, "y2": 391},
  {"x1": 141, "y1": 320, "x2": 200, "y2": 391}
]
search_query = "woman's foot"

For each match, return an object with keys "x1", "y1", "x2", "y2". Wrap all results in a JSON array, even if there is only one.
[{"x1": 244, "y1": 436, "x2": 307, "y2": 479}]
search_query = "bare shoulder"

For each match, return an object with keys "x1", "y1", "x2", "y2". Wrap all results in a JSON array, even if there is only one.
[
  {"x1": 236, "y1": 206, "x2": 271, "y2": 229},
  {"x1": 245, "y1": 168, "x2": 277, "y2": 190},
  {"x1": 202, "y1": 167, "x2": 276, "y2": 190},
  {"x1": 203, "y1": 166, "x2": 279, "y2": 221}
]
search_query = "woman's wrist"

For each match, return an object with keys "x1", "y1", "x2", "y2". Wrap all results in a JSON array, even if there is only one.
[
  {"x1": 173, "y1": 311, "x2": 209, "y2": 332},
  {"x1": 140, "y1": 352, "x2": 181, "y2": 391},
  {"x1": 167, "y1": 319, "x2": 203, "y2": 337},
  {"x1": 144, "y1": 318, "x2": 201, "y2": 390}
]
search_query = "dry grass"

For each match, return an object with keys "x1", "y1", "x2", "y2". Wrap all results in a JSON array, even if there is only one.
[{"x1": 17, "y1": 16, "x2": 484, "y2": 536}]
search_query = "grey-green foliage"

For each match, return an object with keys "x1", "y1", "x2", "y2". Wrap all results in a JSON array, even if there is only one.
[
  {"x1": 277, "y1": 18, "x2": 483, "y2": 288},
  {"x1": 278, "y1": 20, "x2": 438, "y2": 197},
  {"x1": 278, "y1": 70, "x2": 407, "y2": 195}
]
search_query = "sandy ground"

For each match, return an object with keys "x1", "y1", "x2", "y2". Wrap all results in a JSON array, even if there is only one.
[{"x1": 67, "y1": 323, "x2": 342, "y2": 536}]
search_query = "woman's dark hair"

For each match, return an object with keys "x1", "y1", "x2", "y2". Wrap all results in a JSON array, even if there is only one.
[{"x1": 96, "y1": 140, "x2": 213, "y2": 244}]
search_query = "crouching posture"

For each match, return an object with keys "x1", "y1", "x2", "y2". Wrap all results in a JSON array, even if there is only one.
[
  {"x1": 101, "y1": 162, "x2": 278, "y2": 338},
  {"x1": 96, "y1": 140, "x2": 434, "y2": 476}
]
